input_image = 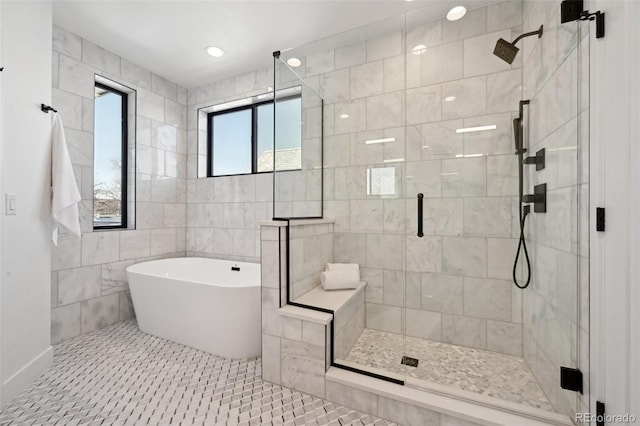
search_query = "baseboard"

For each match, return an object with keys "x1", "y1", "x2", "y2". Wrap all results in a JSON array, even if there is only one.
[{"x1": 2, "y1": 345, "x2": 53, "y2": 408}]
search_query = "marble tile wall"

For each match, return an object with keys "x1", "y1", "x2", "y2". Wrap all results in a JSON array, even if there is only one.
[
  {"x1": 521, "y1": 0, "x2": 589, "y2": 419},
  {"x1": 51, "y1": 26, "x2": 188, "y2": 344},
  {"x1": 281, "y1": 1, "x2": 525, "y2": 357},
  {"x1": 185, "y1": 70, "x2": 274, "y2": 263},
  {"x1": 289, "y1": 223, "x2": 334, "y2": 300},
  {"x1": 185, "y1": 61, "x2": 324, "y2": 257}
]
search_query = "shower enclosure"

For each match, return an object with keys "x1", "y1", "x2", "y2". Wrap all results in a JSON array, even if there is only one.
[{"x1": 273, "y1": 0, "x2": 589, "y2": 421}]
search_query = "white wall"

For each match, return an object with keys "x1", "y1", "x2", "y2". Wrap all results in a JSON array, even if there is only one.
[
  {"x1": 0, "y1": 1, "x2": 54, "y2": 407},
  {"x1": 0, "y1": 0, "x2": 4, "y2": 408},
  {"x1": 590, "y1": 0, "x2": 640, "y2": 422}
]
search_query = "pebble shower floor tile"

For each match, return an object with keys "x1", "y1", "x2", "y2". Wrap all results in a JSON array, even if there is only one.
[{"x1": 0, "y1": 321, "x2": 396, "y2": 426}]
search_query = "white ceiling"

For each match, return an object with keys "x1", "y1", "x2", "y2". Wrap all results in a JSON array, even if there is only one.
[{"x1": 52, "y1": 0, "x2": 494, "y2": 89}]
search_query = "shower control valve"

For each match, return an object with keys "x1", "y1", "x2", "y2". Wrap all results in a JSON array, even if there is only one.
[
  {"x1": 523, "y1": 183, "x2": 547, "y2": 213},
  {"x1": 523, "y1": 148, "x2": 546, "y2": 171}
]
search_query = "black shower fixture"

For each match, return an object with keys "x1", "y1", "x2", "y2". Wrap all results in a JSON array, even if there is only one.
[
  {"x1": 561, "y1": 0, "x2": 605, "y2": 39},
  {"x1": 511, "y1": 100, "x2": 547, "y2": 290},
  {"x1": 493, "y1": 25, "x2": 543, "y2": 64}
]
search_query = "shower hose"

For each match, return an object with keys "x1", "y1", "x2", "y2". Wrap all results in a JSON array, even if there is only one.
[{"x1": 513, "y1": 204, "x2": 532, "y2": 289}]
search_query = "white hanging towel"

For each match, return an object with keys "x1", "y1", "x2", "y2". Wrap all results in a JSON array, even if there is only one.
[{"x1": 51, "y1": 112, "x2": 81, "y2": 245}]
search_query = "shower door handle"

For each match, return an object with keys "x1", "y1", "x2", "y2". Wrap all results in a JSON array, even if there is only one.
[{"x1": 417, "y1": 193, "x2": 424, "y2": 238}]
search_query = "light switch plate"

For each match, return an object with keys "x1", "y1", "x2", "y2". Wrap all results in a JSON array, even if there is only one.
[{"x1": 5, "y1": 193, "x2": 16, "y2": 215}]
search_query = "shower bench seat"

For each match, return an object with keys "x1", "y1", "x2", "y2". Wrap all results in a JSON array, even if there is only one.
[
  {"x1": 292, "y1": 281, "x2": 366, "y2": 313},
  {"x1": 281, "y1": 282, "x2": 367, "y2": 362}
]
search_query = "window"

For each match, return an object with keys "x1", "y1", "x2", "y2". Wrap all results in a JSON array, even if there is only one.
[
  {"x1": 93, "y1": 82, "x2": 128, "y2": 229},
  {"x1": 207, "y1": 96, "x2": 301, "y2": 177}
]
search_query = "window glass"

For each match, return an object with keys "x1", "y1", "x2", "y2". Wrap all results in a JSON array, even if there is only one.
[
  {"x1": 94, "y1": 84, "x2": 126, "y2": 228},
  {"x1": 209, "y1": 96, "x2": 301, "y2": 176},
  {"x1": 211, "y1": 109, "x2": 252, "y2": 176}
]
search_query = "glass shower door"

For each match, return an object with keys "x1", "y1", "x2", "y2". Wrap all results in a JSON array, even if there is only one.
[{"x1": 401, "y1": 1, "x2": 589, "y2": 420}]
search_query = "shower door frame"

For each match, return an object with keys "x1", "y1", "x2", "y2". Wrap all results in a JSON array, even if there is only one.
[{"x1": 588, "y1": 0, "x2": 640, "y2": 419}]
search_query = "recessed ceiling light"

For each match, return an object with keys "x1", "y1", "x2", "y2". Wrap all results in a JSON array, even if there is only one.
[
  {"x1": 411, "y1": 44, "x2": 427, "y2": 55},
  {"x1": 445, "y1": 96, "x2": 456, "y2": 102},
  {"x1": 447, "y1": 6, "x2": 467, "y2": 21},
  {"x1": 287, "y1": 57, "x2": 302, "y2": 67},
  {"x1": 205, "y1": 46, "x2": 224, "y2": 57},
  {"x1": 339, "y1": 113, "x2": 350, "y2": 119}
]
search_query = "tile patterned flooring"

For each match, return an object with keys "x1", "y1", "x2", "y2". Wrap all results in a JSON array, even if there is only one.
[
  {"x1": 0, "y1": 321, "x2": 396, "y2": 426},
  {"x1": 342, "y1": 329, "x2": 553, "y2": 412}
]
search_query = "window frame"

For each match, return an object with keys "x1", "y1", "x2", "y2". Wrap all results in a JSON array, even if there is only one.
[
  {"x1": 206, "y1": 94, "x2": 302, "y2": 177},
  {"x1": 93, "y1": 81, "x2": 129, "y2": 230}
]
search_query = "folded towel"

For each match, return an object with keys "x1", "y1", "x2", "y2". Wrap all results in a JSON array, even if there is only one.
[
  {"x1": 51, "y1": 112, "x2": 81, "y2": 245},
  {"x1": 326, "y1": 263, "x2": 360, "y2": 281},
  {"x1": 321, "y1": 270, "x2": 359, "y2": 291}
]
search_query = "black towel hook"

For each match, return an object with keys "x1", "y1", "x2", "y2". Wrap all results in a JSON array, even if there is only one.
[{"x1": 41, "y1": 104, "x2": 57, "y2": 113}]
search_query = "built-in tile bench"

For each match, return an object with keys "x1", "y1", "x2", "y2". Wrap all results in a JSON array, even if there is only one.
[{"x1": 292, "y1": 282, "x2": 366, "y2": 362}]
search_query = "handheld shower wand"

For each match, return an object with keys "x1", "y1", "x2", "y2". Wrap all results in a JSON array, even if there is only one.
[{"x1": 513, "y1": 100, "x2": 532, "y2": 289}]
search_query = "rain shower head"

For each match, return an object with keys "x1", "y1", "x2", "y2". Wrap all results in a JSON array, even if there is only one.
[
  {"x1": 494, "y1": 39, "x2": 520, "y2": 64},
  {"x1": 493, "y1": 25, "x2": 544, "y2": 64}
]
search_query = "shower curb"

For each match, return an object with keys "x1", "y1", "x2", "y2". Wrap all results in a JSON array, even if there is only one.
[{"x1": 325, "y1": 367, "x2": 573, "y2": 426}]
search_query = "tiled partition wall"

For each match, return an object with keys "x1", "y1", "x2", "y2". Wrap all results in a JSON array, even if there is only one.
[
  {"x1": 185, "y1": 70, "x2": 274, "y2": 263},
  {"x1": 260, "y1": 222, "x2": 331, "y2": 398},
  {"x1": 521, "y1": 0, "x2": 590, "y2": 418},
  {"x1": 50, "y1": 26, "x2": 188, "y2": 344},
  {"x1": 287, "y1": 1, "x2": 524, "y2": 355}
]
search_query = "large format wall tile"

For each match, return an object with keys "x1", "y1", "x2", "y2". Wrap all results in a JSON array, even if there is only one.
[{"x1": 52, "y1": 26, "x2": 188, "y2": 343}]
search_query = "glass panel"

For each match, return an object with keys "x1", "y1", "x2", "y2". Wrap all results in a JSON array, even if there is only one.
[
  {"x1": 257, "y1": 104, "x2": 274, "y2": 172},
  {"x1": 94, "y1": 86, "x2": 124, "y2": 228},
  {"x1": 273, "y1": 0, "x2": 588, "y2": 419},
  {"x1": 400, "y1": 1, "x2": 588, "y2": 418},
  {"x1": 273, "y1": 57, "x2": 322, "y2": 218},
  {"x1": 257, "y1": 98, "x2": 303, "y2": 173},
  {"x1": 211, "y1": 109, "x2": 252, "y2": 176},
  {"x1": 276, "y1": 13, "x2": 408, "y2": 382}
]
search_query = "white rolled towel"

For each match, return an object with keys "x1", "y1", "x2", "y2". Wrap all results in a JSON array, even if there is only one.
[
  {"x1": 326, "y1": 263, "x2": 360, "y2": 281},
  {"x1": 321, "y1": 270, "x2": 359, "y2": 291}
]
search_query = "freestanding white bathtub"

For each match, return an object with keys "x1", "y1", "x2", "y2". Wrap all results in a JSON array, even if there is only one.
[{"x1": 126, "y1": 257, "x2": 261, "y2": 359}]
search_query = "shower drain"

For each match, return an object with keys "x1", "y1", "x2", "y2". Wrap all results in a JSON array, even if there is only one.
[{"x1": 401, "y1": 356, "x2": 419, "y2": 367}]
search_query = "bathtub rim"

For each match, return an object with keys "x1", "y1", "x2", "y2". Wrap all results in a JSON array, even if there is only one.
[{"x1": 126, "y1": 257, "x2": 261, "y2": 289}]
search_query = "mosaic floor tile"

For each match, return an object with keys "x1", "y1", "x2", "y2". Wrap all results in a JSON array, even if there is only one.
[
  {"x1": 341, "y1": 328, "x2": 553, "y2": 412},
  {"x1": 0, "y1": 321, "x2": 396, "y2": 426}
]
